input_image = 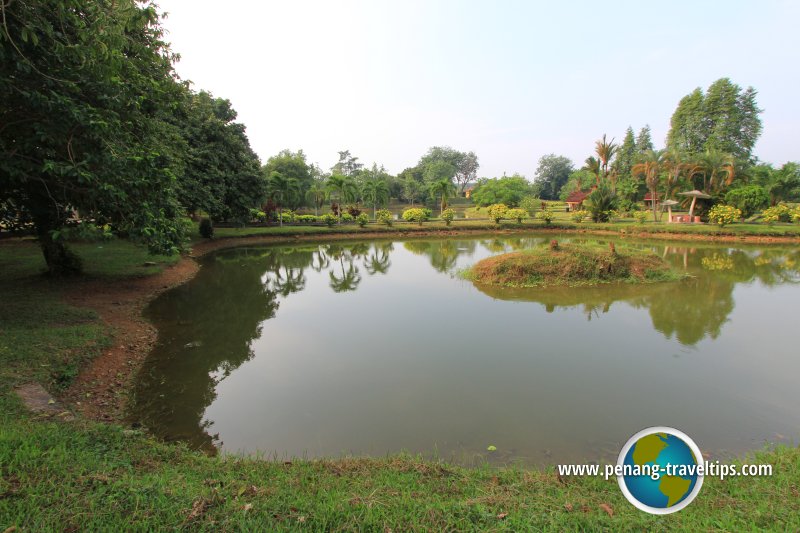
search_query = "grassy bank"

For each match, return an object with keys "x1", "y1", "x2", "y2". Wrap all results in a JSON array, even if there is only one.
[
  {"x1": 207, "y1": 217, "x2": 800, "y2": 243},
  {"x1": 465, "y1": 243, "x2": 681, "y2": 288},
  {"x1": 1, "y1": 238, "x2": 799, "y2": 530}
]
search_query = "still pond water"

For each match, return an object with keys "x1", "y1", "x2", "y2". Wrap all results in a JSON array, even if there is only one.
[{"x1": 131, "y1": 234, "x2": 800, "y2": 465}]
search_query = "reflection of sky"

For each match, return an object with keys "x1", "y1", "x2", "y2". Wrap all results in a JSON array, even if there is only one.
[{"x1": 152, "y1": 236, "x2": 800, "y2": 465}]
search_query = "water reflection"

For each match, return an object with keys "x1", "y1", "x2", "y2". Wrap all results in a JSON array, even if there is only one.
[{"x1": 130, "y1": 236, "x2": 800, "y2": 458}]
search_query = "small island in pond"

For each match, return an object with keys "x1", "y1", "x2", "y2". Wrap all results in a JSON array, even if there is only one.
[{"x1": 465, "y1": 241, "x2": 684, "y2": 288}]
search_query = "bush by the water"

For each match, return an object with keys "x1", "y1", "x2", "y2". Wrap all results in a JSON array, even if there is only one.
[
  {"x1": 356, "y1": 213, "x2": 369, "y2": 227},
  {"x1": 402, "y1": 208, "x2": 430, "y2": 225},
  {"x1": 488, "y1": 203, "x2": 508, "y2": 224},
  {"x1": 708, "y1": 205, "x2": 742, "y2": 227},
  {"x1": 507, "y1": 208, "x2": 528, "y2": 223},
  {"x1": 761, "y1": 204, "x2": 794, "y2": 224},
  {"x1": 465, "y1": 242, "x2": 680, "y2": 287},
  {"x1": 536, "y1": 207, "x2": 554, "y2": 225},
  {"x1": 376, "y1": 209, "x2": 393, "y2": 226},
  {"x1": 441, "y1": 208, "x2": 455, "y2": 226}
]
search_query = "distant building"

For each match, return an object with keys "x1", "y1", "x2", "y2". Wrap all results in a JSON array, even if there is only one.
[{"x1": 565, "y1": 189, "x2": 592, "y2": 211}]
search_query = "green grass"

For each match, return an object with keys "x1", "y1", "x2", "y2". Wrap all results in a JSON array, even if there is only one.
[
  {"x1": 1, "y1": 236, "x2": 799, "y2": 530},
  {"x1": 202, "y1": 217, "x2": 800, "y2": 245}
]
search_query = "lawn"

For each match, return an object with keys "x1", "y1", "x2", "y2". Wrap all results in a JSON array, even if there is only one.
[{"x1": 0, "y1": 237, "x2": 798, "y2": 530}]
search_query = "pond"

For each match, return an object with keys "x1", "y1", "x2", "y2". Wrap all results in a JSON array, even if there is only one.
[{"x1": 130, "y1": 234, "x2": 800, "y2": 466}]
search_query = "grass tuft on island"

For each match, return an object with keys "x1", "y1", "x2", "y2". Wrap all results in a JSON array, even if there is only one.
[{"x1": 464, "y1": 241, "x2": 684, "y2": 288}]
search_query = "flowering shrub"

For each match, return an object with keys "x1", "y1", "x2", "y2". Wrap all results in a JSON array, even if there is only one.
[
  {"x1": 487, "y1": 203, "x2": 509, "y2": 223},
  {"x1": 571, "y1": 210, "x2": 589, "y2": 223},
  {"x1": 506, "y1": 208, "x2": 528, "y2": 224},
  {"x1": 761, "y1": 204, "x2": 792, "y2": 225},
  {"x1": 376, "y1": 209, "x2": 393, "y2": 226},
  {"x1": 633, "y1": 211, "x2": 649, "y2": 224},
  {"x1": 707, "y1": 204, "x2": 742, "y2": 227},
  {"x1": 295, "y1": 214, "x2": 317, "y2": 223},
  {"x1": 402, "y1": 208, "x2": 429, "y2": 225},
  {"x1": 792, "y1": 206, "x2": 800, "y2": 223},
  {"x1": 536, "y1": 207, "x2": 554, "y2": 225},
  {"x1": 280, "y1": 210, "x2": 295, "y2": 223},
  {"x1": 441, "y1": 208, "x2": 456, "y2": 226},
  {"x1": 356, "y1": 213, "x2": 369, "y2": 227}
]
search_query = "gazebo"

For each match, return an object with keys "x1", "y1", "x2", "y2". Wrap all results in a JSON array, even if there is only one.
[
  {"x1": 677, "y1": 190, "x2": 711, "y2": 223},
  {"x1": 660, "y1": 199, "x2": 679, "y2": 223},
  {"x1": 643, "y1": 192, "x2": 660, "y2": 209}
]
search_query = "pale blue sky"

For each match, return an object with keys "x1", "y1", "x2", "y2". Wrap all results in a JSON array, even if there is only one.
[{"x1": 158, "y1": 0, "x2": 799, "y2": 178}]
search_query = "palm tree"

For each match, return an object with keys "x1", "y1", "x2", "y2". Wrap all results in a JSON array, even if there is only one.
[
  {"x1": 305, "y1": 181, "x2": 327, "y2": 216},
  {"x1": 361, "y1": 179, "x2": 390, "y2": 218},
  {"x1": 594, "y1": 134, "x2": 618, "y2": 182},
  {"x1": 325, "y1": 174, "x2": 358, "y2": 222},
  {"x1": 583, "y1": 156, "x2": 601, "y2": 185},
  {"x1": 267, "y1": 171, "x2": 300, "y2": 226},
  {"x1": 690, "y1": 149, "x2": 735, "y2": 193},
  {"x1": 631, "y1": 149, "x2": 665, "y2": 222},
  {"x1": 428, "y1": 178, "x2": 457, "y2": 215},
  {"x1": 765, "y1": 162, "x2": 800, "y2": 205},
  {"x1": 661, "y1": 148, "x2": 688, "y2": 201}
]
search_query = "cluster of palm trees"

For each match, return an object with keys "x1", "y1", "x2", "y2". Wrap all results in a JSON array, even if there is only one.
[{"x1": 582, "y1": 134, "x2": 738, "y2": 222}]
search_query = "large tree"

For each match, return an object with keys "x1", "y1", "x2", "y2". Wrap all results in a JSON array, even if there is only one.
[
  {"x1": 666, "y1": 78, "x2": 763, "y2": 162},
  {"x1": 176, "y1": 91, "x2": 264, "y2": 222},
  {"x1": 262, "y1": 150, "x2": 312, "y2": 208},
  {"x1": 419, "y1": 146, "x2": 478, "y2": 193},
  {"x1": 534, "y1": 154, "x2": 574, "y2": 200},
  {"x1": 470, "y1": 175, "x2": 533, "y2": 207},
  {"x1": 612, "y1": 127, "x2": 637, "y2": 182},
  {"x1": 1, "y1": 0, "x2": 187, "y2": 274}
]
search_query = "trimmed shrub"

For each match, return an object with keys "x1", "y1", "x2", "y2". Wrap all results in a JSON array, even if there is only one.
[
  {"x1": 441, "y1": 208, "x2": 456, "y2": 226},
  {"x1": 320, "y1": 213, "x2": 336, "y2": 227},
  {"x1": 340, "y1": 213, "x2": 354, "y2": 223},
  {"x1": 708, "y1": 204, "x2": 742, "y2": 227},
  {"x1": 571, "y1": 210, "x2": 589, "y2": 223},
  {"x1": 487, "y1": 203, "x2": 509, "y2": 224},
  {"x1": 520, "y1": 196, "x2": 539, "y2": 215},
  {"x1": 506, "y1": 208, "x2": 528, "y2": 224},
  {"x1": 536, "y1": 207, "x2": 553, "y2": 225},
  {"x1": 633, "y1": 211, "x2": 649, "y2": 224},
  {"x1": 199, "y1": 218, "x2": 214, "y2": 238},
  {"x1": 356, "y1": 213, "x2": 369, "y2": 227},
  {"x1": 402, "y1": 208, "x2": 429, "y2": 225},
  {"x1": 761, "y1": 204, "x2": 792, "y2": 225},
  {"x1": 376, "y1": 209, "x2": 393, "y2": 226},
  {"x1": 724, "y1": 185, "x2": 769, "y2": 219}
]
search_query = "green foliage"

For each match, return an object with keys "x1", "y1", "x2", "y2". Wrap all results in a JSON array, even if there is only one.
[
  {"x1": 534, "y1": 154, "x2": 575, "y2": 200},
  {"x1": 724, "y1": 186, "x2": 769, "y2": 218},
  {"x1": 402, "y1": 208, "x2": 429, "y2": 225},
  {"x1": 470, "y1": 175, "x2": 533, "y2": 207},
  {"x1": 375, "y1": 209, "x2": 393, "y2": 226},
  {"x1": 506, "y1": 208, "x2": 528, "y2": 224},
  {"x1": 571, "y1": 210, "x2": 590, "y2": 223},
  {"x1": 635, "y1": 125, "x2": 654, "y2": 154},
  {"x1": 666, "y1": 78, "x2": 762, "y2": 162},
  {"x1": 584, "y1": 183, "x2": 618, "y2": 222},
  {"x1": 263, "y1": 150, "x2": 312, "y2": 209},
  {"x1": 340, "y1": 213, "x2": 354, "y2": 223},
  {"x1": 61, "y1": 223, "x2": 114, "y2": 242},
  {"x1": 356, "y1": 213, "x2": 369, "y2": 227},
  {"x1": 536, "y1": 207, "x2": 554, "y2": 225},
  {"x1": 761, "y1": 204, "x2": 793, "y2": 225},
  {"x1": 418, "y1": 146, "x2": 479, "y2": 193},
  {"x1": 440, "y1": 208, "x2": 456, "y2": 226},
  {"x1": 519, "y1": 196, "x2": 540, "y2": 215},
  {"x1": 199, "y1": 218, "x2": 214, "y2": 238},
  {"x1": 0, "y1": 0, "x2": 192, "y2": 272},
  {"x1": 176, "y1": 91, "x2": 265, "y2": 222},
  {"x1": 559, "y1": 170, "x2": 597, "y2": 201},
  {"x1": 280, "y1": 210, "x2": 295, "y2": 223},
  {"x1": 320, "y1": 213, "x2": 337, "y2": 227},
  {"x1": 708, "y1": 205, "x2": 743, "y2": 227},
  {"x1": 612, "y1": 127, "x2": 637, "y2": 182},
  {"x1": 487, "y1": 204, "x2": 509, "y2": 224},
  {"x1": 633, "y1": 211, "x2": 649, "y2": 224}
]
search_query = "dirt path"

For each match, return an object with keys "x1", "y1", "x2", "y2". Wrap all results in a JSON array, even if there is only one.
[
  {"x1": 62, "y1": 258, "x2": 199, "y2": 420},
  {"x1": 60, "y1": 226, "x2": 800, "y2": 422}
]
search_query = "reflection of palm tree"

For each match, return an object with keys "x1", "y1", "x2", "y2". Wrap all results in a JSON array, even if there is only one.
[
  {"x1": 364, "y1": 244, "x2": 392, "y2": 275},
  {"x1": 266, "y1": 266, "x2": 306, "y2": 296},
  {"x1": 311, "y1": 248, "x2": 330, "y2": 272},
  {"x1": 327, "y1": 245, "x2": 362, "y2": 292}
]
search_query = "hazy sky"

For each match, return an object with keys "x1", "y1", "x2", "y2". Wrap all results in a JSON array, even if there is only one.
[{"x1": 157, "y1": 0, "x2": 799, "y2": 178}]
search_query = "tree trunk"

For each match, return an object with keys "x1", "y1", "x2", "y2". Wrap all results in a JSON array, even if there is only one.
[{"x1": 31, "y1": 206, "x2": 82, "y2": 276}]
